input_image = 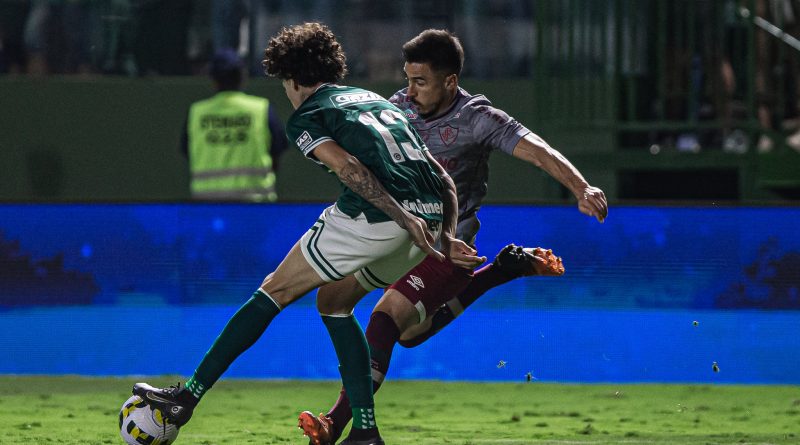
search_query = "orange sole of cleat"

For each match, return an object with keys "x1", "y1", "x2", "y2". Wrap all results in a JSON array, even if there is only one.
[{"x1": 298, "y1": 411, "x2": 322, "y2": 444}]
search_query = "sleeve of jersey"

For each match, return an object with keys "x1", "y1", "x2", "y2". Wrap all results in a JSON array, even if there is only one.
[
  {"x1": 470, "y1": 104, "x2": 531, "y2": 155},
  {"x1": 286, "y1": 108, "x2": 335, "y2": 159}
]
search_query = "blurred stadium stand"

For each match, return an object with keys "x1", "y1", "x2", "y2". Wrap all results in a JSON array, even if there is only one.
[{"x1": 1, "y1": 0, "x2": 799, "y2": 203}]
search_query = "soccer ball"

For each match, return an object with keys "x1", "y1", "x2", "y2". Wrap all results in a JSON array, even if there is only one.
[{"x1": 119, "y1": 395, "x2": 180, "y2": 445}]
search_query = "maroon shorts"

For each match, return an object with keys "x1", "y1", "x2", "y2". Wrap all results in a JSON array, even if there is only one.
[{"x1": 387, "y1": 255, "x2": 474, "y2": 321}]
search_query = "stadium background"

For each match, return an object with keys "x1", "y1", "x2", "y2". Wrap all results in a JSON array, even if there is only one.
[{"x1": 1, "y1": 0, "x2": 799, "y2": 384}]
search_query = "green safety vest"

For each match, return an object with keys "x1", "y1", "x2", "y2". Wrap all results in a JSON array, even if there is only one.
[{"x1": 187, "y1": 91, "x2": 277, "y2": 202}]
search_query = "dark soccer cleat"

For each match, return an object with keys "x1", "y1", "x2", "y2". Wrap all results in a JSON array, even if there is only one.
[
  {"x1": 492, "y1": 243, "x2": 565, "y2": 277},
  {"x1": 132, "y1": 382, "x2": 196, "y2": 428},
  {"x1": 298, "y1": 411, "x2": 336, "y2": 445}
]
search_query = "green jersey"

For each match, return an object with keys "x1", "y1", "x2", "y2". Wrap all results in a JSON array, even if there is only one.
[{"x1": 286, "y1": 84, "x2": 444, "y2": 224}]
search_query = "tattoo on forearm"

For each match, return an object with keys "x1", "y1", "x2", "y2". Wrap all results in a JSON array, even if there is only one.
[{"x1": 339, "y1": 162, "x2": 408, "y2": 225}]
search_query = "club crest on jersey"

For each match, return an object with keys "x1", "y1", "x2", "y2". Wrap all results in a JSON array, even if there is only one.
[
  {"x1": 295, "y1": 131, "x2": 312, "y2": 150},
  {"x1": 406, "y1": 274, "x2": 425, "y2": 291},
  {"x1": 439, "y1": 125, "x2": 459, "y2": 146},
  {"x1": 403, "y1": 108, "x2": 418, "y2": 120}
]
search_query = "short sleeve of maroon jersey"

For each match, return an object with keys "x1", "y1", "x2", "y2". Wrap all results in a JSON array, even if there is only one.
[{"x1": 469, "y1": 103, "x2": 530, "y2": 155}]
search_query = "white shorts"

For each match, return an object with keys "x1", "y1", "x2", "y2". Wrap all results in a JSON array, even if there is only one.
[{"x1": 300, "y1": 204, "x2": 438, "y2": 291}]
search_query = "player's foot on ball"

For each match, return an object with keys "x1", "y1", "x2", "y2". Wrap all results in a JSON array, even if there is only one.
[
  {"x1": 298, "y1": 411, "x2": 335, "y2": 445},
  {"x1": 132, "y1": 382, "x2": 196, "y2": 428},
  {"x1": 493, "y1": 244, "x2": 565, "y2": 277}
]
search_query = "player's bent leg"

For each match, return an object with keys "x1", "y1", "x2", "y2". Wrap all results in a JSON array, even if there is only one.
[
  {"x1": 188, "y1": 242, "x2": 325, "y2": 396},
  {"x1": 399, "y1": 244, "x2": 565, "y2": 347},
  {"x1": 320, "y1": 310, "x2": 382, "y2": 444},
  {"x1": 306, "y1": 277, "x2": 379, "y2": 444},
  {"x1": 398, "y1": 315, "x2": 433, "y2": 343},
  {"x1": 313, "y1": 305, "x2": 408, "y2": 445},
  {"x1": 312, "y1": 276, "x2": 369, "y2": 445},
  {"x1": 367, "y1": 257, "x2": 472, "y2": 385},
  {"x1": 261, "y1": 241, "x2": 330, "y2": 308},
  {"x1": 368, "y1": 290, "x2": 426, "y2": 387},
  {"x1": 135, "y1": 243, "x2": 330, "y2": 427},
  {"x1": 314, "y1": 295, "x2": 412, "y2": 445},
  {"x1": 385, "y1": 255, "x2": 474, "y2": 326},
  {"x1": 132, "y1": 288, "x2": 284, "y2": 427},
  {"x1": 311, "y1": 272, "x2": 452, "y2": 443},
  {"x1": 323, "y1": 261, "x2": 472, "y2": 434},
  {"x1": 372, "y1": 289, "x2": 423, "y2": 333},
  {"x1": 316, "y1": 277, "x2": 385, "y2": 444},
  {"x1": 299, "y1": 207, "x2": 439, "y2": 445},
  {"x1": 397, "y1": 301, "x2": 457, "y2": 348}
]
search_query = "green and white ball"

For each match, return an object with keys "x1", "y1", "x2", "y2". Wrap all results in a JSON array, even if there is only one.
[{"x1": 119, "y1": 395, "x2": 179, "y2": 445}]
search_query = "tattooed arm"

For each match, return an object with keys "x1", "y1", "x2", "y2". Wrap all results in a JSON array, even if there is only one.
[{"x1": 312, "y1": 141, "x2": 444, "y2": 261}]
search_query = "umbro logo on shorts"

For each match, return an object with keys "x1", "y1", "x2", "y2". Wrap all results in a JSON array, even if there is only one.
[{"x1": 406, "y1": 274, "x2": 425, "y2": 291}]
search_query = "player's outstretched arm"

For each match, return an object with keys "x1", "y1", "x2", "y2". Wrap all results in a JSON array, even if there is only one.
[
  {"x1": 511, "y1": 133, "x2": 608, "y2": 223},
  {"x1": 313, "y1": 141, "x2": 445, "y2": 262}
]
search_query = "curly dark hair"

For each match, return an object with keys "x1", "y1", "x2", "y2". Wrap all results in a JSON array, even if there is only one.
[
  {"x1": 262, "y1": 22, "x2": 347, "y2": 86},
  {"x1": 402, "y1": 29, "x2": 464, "y2": 76}
]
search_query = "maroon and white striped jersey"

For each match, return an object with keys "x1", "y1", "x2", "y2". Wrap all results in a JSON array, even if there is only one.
[{"x1": 390, "y1": 87, "x2": 531, "y2": 245}]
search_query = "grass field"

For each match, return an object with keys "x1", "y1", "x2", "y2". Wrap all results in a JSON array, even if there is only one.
[{"x1": 0, "y1": 376, "x2": 798, "y2": 445}]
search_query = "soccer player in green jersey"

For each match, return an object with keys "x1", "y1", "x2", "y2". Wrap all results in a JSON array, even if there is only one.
[
  {"x1": 299, "y1": 29, "x2": 609, "y2": 445},
  {"x1": 131, "y1": 22, "x2": 484, "y2": 445}
]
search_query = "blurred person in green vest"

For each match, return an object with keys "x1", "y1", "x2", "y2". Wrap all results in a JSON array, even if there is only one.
[{"x1": 181, "y1": 48, "x2": 288, "y2": 201}]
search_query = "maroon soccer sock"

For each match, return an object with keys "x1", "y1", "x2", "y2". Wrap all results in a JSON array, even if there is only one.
[
  {"x1": 325, "y1": 311, "x2": 399, "y2": 438},
  {"x1": 455, "y1": 263, "x2": 516, "y2": 308},
  {"x1": 365, "y1": 311, "x2": 400, "y2": 382},
  {"x1": 399, "y1": 264, "x2": 516, "y2": 349},
  {"x1": 326, "y1": 386, "x2": 351, "y2": 440}
]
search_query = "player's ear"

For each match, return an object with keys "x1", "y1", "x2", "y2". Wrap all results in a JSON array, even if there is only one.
[{"x1": 445, "y1": 74, "x2": 457, "y2": 89}]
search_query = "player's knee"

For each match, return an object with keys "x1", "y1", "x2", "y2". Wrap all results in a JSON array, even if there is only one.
[
  {"x1": 259, "y1": 285, "x2": 292, "y2": 308},
  {"x1": 397, "y1": 317, "x2": 432, "y2": 348},
  {"x1": 316, "y1": 277, "x2": 367, "y2": 315},
  {"x1": 374, "y1": 290, "x2": 419, "y2": 332},
  {"x1": 259, "y1": 273, "x2": 296, "y2": 308},
  {"x1": 397, "y1": 337, "x2": 424, "y2": 348},
  {"x1": 316, "y1": 294, "x2": 351, "y2": 315}
]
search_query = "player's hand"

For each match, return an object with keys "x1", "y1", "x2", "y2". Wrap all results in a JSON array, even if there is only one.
[
  {"x1": 442, "y1": 236, "x2": 487, "y2": 269},
  {"x1": 402, "y1": 215, "x2": 445, "y2": 262},
  {"x1": 577, "y1": 185, "x2": 608, "y2": 223}
]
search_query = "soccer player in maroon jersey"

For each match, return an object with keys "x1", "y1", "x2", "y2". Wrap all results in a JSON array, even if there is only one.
[
  {"x1": 299, "y1": 29, "x2": 608, "y2": 445},
  {"x1": 133, "y1": 23, "x2": 485, "y2": 445}
]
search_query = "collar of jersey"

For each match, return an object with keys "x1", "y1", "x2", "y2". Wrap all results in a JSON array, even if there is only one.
[
  {"x1": 422, "y1": 87, "x2": 467, "y2": 125},
  {"x1": 314, "y1": 83, "x2": 338, "y2": 93},
  {"x1": 294, "y1": 83, "x2": 338, "y2": 111}
]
